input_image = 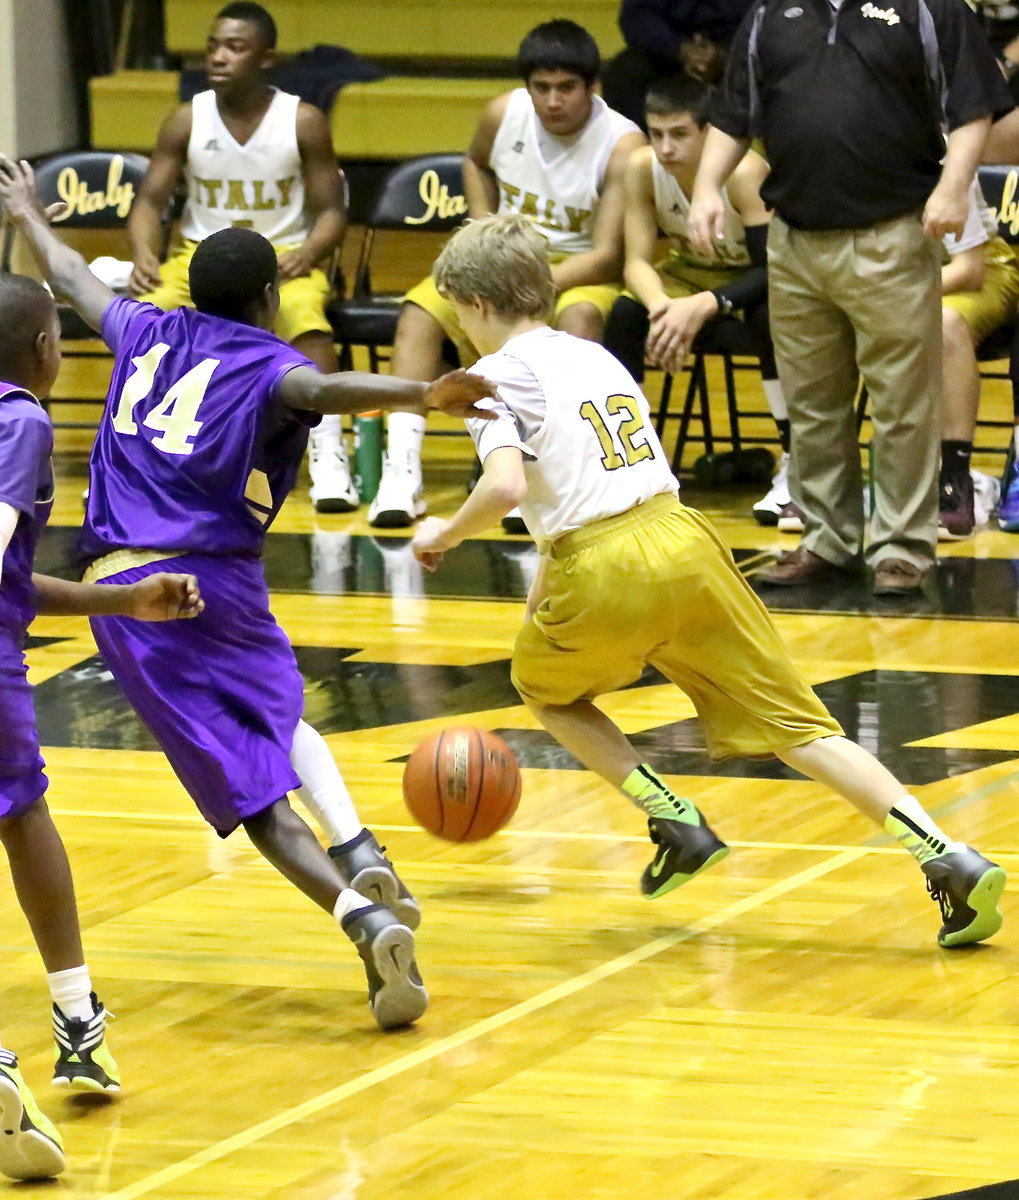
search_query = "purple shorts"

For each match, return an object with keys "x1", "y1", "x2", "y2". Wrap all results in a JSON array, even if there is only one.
[
  {"x1": 0, "y1": 627, "x2": 48, "y2": 818},
  {"x1": 90, "y1": 555, "x2": 302, "y2": 835}
]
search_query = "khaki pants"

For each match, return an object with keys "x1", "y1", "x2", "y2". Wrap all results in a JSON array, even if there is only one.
[{"x1": 767, "y1": 212, "x2": 942, "y2": 570}]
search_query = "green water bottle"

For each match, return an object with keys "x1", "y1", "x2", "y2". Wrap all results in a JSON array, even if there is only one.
[{"x1": 353, "y1": 412, "x2": 383, "y2": 503}]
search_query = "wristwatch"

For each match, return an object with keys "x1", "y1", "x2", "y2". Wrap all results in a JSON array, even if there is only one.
[{"x1": 713, "y1": 292, "x2": 734, "y2": 317}]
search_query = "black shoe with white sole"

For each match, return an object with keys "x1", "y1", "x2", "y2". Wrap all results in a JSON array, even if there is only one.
[
  {"x1": 341, "y1": 904, "x2": 428, "y2": 1030},
  {"x1": 329, "y1": 828, "x2": 421, "y2": 930}
]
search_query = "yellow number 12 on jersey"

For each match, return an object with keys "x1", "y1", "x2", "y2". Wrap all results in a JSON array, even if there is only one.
[{"x1": 579, "y1": 395, "x2": 655, "y2": 471}]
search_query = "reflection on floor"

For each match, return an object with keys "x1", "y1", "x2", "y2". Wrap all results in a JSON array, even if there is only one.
[{"x1": 34, "y1": 523, "x2": 1019, "y2": 619}]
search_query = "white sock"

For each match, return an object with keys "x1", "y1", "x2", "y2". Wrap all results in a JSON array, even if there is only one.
[
  {"x1": 884, "y1": 795, "x2": 963, "y2": 865},
  {"x1": 386, "y1": 411, "x2": 426, "y2": 471},
  {"x1": 762, "y1": 378, "x2": 788, "y2": 422},
  {"x1": 311, "y1": 413, "x2": 343, "y2": 449},
  {"x1": 332, "y1": 888, "x2": 374, "y2": 923},
  {"x1": 290, "y1": 720, "x2": 364, "y2": 845},
  {"x1": 47, "y1": 964, "x2": 93, "y2": 1021}
]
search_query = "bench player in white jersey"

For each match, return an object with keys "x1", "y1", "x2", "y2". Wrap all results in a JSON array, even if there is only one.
[
  {"x1": 410, "y1": 213, "x2": 1006, "y2": 951},
  {"x1": 127, "y1": 2, "x2": 356, "y2": 513},
  {"x1": 606, "y1": 76, "x2": 793, "y2": 524},
  {"x1": 369, "y1": 20, "x2": 644, "y2": 530}
]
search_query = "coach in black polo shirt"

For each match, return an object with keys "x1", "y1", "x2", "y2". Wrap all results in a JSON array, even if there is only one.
[{"x1": 689, "y1": 0, "x2": 1012, "y2": 594}]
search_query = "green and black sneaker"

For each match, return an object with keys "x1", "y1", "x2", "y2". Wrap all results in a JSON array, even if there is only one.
[
  {"x1": 0, "y1": 1048, "x2": 66, "y2": 1180},
  {"x1": 641, "y1": 816, "x2": 730, "y2": 899},
  {"x1": 52, "y1": 994, "x2": 120, "y2": 1093},
  {"x1": 921, "y1": 847, "x2": 1006, "y2": 948}
]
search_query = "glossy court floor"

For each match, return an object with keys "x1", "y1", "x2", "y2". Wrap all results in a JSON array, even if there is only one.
[{"x1": 3, "y1": 374, "x2": 1019, "y2": 1200}]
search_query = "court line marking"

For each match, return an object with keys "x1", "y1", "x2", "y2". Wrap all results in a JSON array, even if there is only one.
[
  {"x1": 100, "y1": 848, "x2": 866, "y2": 1200},
  {"x1": 46, "y1": 809, "x2": 1019, "y2": 860}
]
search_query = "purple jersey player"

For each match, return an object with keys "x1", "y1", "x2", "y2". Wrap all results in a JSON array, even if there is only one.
[
  {"x1": 0, "y1": 271, "x2": 203, "y2": 1181},
  {"x1": 0, "y1": 152, "x2": 495, "y2": 1034}
]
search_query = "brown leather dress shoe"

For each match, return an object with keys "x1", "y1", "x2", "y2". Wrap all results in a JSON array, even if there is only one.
[
  {"x1": 872, "y1": 557, "x2": 927, "y2": 595},
  {"x1": 756, "y1": 547, "x2": 846, "y2": 586}
]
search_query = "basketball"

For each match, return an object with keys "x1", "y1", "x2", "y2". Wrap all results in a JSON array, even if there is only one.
[{"x1": 403, "y1": 727, "x2": 521, "y2": 842}]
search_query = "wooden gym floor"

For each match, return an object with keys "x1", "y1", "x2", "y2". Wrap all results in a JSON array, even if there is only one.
[{"x1": 4, "y1": 336, "x2": 1019, "y2": 1197}]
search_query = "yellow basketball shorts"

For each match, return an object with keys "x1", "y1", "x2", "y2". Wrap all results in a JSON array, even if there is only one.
[
  {"x1": 512, "y1": 494, "x2": 843, "y2": 759},
  {"x1": 140, "y1": 240, "x2": 333, "y2": 344},
  {"x1": 656, "y1": 256, "x2": 744, "y2": 299},
  {"x1": 405, "y1": 269, "x2": 621, "y2": 368},
  {"x1": 942, "y1": 246, "x2": 1019, "y2": 344}
]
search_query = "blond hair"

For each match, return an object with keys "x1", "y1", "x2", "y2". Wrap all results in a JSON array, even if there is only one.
[{"x1": 433, "y1": 214, "x2": 556, "y2": 320}]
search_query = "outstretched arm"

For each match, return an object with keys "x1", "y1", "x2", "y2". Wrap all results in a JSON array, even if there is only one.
[
  {"x1": 0, "y1": 155, "x2": 114, "y2": 331},
  {"x1": 1, "y1": 504, "x2": 202, "y2": 621},
  {"x1": 32, "y1": 572, "x2": 204, "y2": 620},
  {"x1": 278, "y1": 365, "x2": 498, "y2": 419},
  {"x1": 411, "y1": 446, "x2": 527, "y2": 571}
]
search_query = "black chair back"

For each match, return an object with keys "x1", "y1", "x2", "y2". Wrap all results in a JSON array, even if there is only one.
[
  {"x1": 977, "y1": 164, "x2": 1019, "y2": 246},
  {"x1": 32, "y1": 150, "x2": 150, "y2": 229},
  {"x1": 369, "y1": 154, "x2": 466, "y2": 232}
]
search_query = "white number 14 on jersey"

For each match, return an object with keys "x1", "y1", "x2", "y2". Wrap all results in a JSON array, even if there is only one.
[{"x1": 111, "y1": 343, "x2": 219, "y2": 456}]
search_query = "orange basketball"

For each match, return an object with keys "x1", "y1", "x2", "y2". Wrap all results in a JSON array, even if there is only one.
[{"x1": 403, "y1": 727, "x2": 521, "y2": 842}]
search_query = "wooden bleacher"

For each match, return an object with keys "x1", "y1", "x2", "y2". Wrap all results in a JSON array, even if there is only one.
[
  {"x1": 163, "y1": 0, "x2": 622, "y2": 61},
  {"x1": 89, "y1": 0, "x2": 623, "y2": 160},
  {"x1": 91, "y1": 72, "x2": 518, "y2": 159}
]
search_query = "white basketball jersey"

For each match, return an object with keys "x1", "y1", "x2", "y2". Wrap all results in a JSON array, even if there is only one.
[
  {"x1": 652, "y1": 156, "x2": 749, "y2": 270},
  {"x1": 181, "y1": 88, "x2": 309, "y2": 245},
  {"x1": 467, "y1": 328, "x2": 677, "y2": 546},
  {"x1": 489, "y1": 90, "x2": 640, "y2": 255}
]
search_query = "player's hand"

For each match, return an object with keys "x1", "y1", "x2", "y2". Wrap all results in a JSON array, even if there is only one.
[
  {"x1": 923, "y1": 182, "x2": 968, "y2": 240},
  {"x1": 412, "y1": 517, "x2": 454, "y2": 572},
  {"x1": 276, "y1": 246, "x2": 317, "y2": 281},
  {"x1": 424, "y1": 369, "x2": 498, "y2": 419},
  {"x1": 646, "y1": 293, "x2": 719, "y2": 372},
  {"x1": 125, "y1": 573, "x2": 204, "y2": 621},
  {"x1": 0, "y1": 155, "x2": 47, "y2": 223},
  {"x1": 129, "y1": 250, "x2": 163, "y2": 296},
  {"x1": 687, "y1": 187, "x2": 727, "y2": 259}
]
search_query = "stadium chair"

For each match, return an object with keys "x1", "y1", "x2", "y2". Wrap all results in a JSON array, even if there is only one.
[
  {"x1": 1, "y1": 150, "x2": 150, "y2": 340},
  {"x1": 0, "y1": 150, "x2": 150, "y2": 427},
  {"x1": 327, "y1": 153, "x2": 465, "y2": 372},
  {"x1": 656, "y1": 317, "x2": 779, "y2": 477}
]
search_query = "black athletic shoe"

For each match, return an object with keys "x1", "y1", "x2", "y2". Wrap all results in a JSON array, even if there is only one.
[
  {"x1": 52, "y1": 994, "x2": 119, "y2": 1092},
  {"x1": 341, "y1": 904, "x2": 428, "y2": 1030},
  {"x1": 641, "y1": 817, "x2": 730, "y2": 899},
  {"x1": 921, "y1": 847, "x2": 1006, "y2": 948},
  {"x1": 329, "y1": 829, "x2": 421, "y2": 930},
  {"x1": 501, "y1": 509, "x2": 529, "y2": 535}
]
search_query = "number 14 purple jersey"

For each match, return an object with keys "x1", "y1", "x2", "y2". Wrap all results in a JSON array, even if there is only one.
[{"x1": 80, "y1": 297, "x2": 318, "y2": 562}]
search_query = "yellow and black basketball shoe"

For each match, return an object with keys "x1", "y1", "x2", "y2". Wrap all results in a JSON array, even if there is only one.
[
  {"x1": 52, "y1": 994, "x2": 120, "y2": 1092},
  {"x1": 0, "y1": 1049, "x2": 66, "y2": 1180},
  {"x1": 641, "y1": 816, "x2": 730, "y2": 899}
]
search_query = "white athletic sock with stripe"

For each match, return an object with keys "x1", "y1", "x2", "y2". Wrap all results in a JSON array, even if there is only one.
[
  {"x1": 332, "y1": 888, "x2": 374, "y2": 924},
  {"x1": 884, "y1": 796, "x2": 964, "y2": 864},
  {"x1": 47, "y1": 965, "x2": 93, "y2": 1021}
]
